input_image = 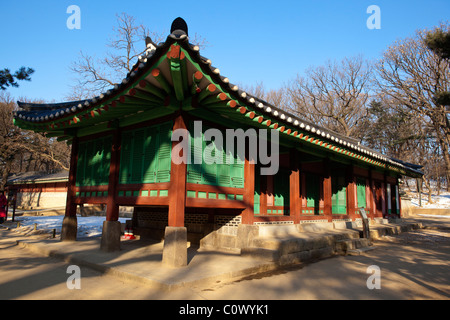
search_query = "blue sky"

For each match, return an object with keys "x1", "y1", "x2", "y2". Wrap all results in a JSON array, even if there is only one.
[{"x1": 1, "y1": 0, "x2": 449, "y2": 103}]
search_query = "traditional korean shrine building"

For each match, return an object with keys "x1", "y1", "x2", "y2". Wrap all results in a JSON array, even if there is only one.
[{"x1": 13, "y1": 18, "x2": 423, "y2": 266}]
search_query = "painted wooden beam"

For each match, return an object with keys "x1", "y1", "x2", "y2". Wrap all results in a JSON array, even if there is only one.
[
  {"x1": 128, "y1": 87, "x2": 164, "y2": 103},
  {"x1": 170, "y1": 60, "x2": 184, "y2": 101},
  {"x1": 138, "y1": 79, "x2": 166, "y2": 100},
  {"x1": 197, "y1": 84, "x2": 217, "y2": 102},
  {"x1": 236, "y1": 106, "x2": 247, "y2": 115},
  {"x1": 227, "y1": 100, "x2": 238, "y2": 108},
  {"x1": 77, "y1": 123, "x2": 112, "y2": 138},
  {"x1": 166, "y1": 44, "x2": 186, "y2": 102},
  {"x1": 201, "y1": 92, "x2": 228, "y2": 106},
  {"x1": 244, "y1": 111, "x2": 256, "y2": 120},
  {"x1": 269, "y1": 122, "x2": 279, "y2": 130},
  {"x1": 179, "y1": 51, "x2": 189, "y2": 94},
  {"x1": 118, "y1": 106, "x2": 174, "y2": 128},
  {"x1": 191, "y1": 71, "x2": 203, "y2": 95},
  {"x1": 262, "y1": 119, "x2": 272, "y2": 127},
  {"x1": 253, "y1": 115, "x2": 264, "y2": 124},
  {"x1": 118, "y1": 95, "x2": 150, "y2": 105},
  {"x1": 151, "y1": 68, "x2": 172, "y2": 94},
  {"x1": 196, "y1": 99, "x2": 235, "y2": 110}
]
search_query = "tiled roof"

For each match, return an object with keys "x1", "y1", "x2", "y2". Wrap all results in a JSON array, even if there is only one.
[
  {"x1": 13, "y1": 18, "x2": 423, "y2": 177},
  {"x1": 7, "y1": 171, "x2": 69, "y2": 185}
]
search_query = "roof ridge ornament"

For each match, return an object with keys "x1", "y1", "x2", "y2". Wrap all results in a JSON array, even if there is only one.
[{"x1": 170, "y1": 17, "x2": 188, "y2": 38}]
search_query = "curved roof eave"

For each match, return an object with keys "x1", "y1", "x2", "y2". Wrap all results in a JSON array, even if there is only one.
[{"x1": 13, "y1": 18, "x2": 423, "y2": 178}]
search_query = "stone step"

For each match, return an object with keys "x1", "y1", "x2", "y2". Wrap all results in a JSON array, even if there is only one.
[
  {"x1": 241, "y1": 245, "x2": 336, "y2": 265},
  {"x1": 240, "y1": 247, "x2": 280, "y2": 261},
  {"x1": 252, "y1": 230, "x2": 360, "y2": 252},
  {"x1": 240, "y1": 221, "x2": 421, "y2": 264},
  {"x1": 368, "y1": 223, "x2": 422, "y2": 240},
  {"x1": 251, "y1": 234, "x2": 334, "y2": 253},
  {"x1": 335, "y1": 238, "x2": 373, "y2": 255},
  {"x1": 257, "y1": 225, "x2": 299, "y2": 238},
  {"x1": 346, "y1": 246, "x2": 377, "y2": 256}
]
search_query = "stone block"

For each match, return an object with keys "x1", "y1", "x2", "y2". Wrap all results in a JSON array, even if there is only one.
[
  {"x1": 279, "y1": 250, "x2": 312, "y2": 265},
  {"x1": 100, "y1": 220, "x2": 122, "y2": 252},
  {"x1": 61, "y1": 216, "x2": 77, "y2": 241},
  {"x1": 257, "y1": 225, "x2": 298, "y2": 238},
  {"x1": 162, "y1": 227, "x2": 187, "y2": 268},
  {"x1": 298, "y1": 222, "x2": 334, "y2": 233},
  {"x1": 236, "y1": 224, "x2": 259, "y2": 248}
]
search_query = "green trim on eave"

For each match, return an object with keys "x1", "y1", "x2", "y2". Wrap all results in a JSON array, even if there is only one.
[{"x1": 16, "y1": 52, "x2": 170, "y2": 134}]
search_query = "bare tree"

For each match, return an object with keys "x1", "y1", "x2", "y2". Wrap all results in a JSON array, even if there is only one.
[
  {"x1": 68, "y1": 13, "x2": 208, "y2": 100},
  {"x1": 0, "y1": 92, "x2": 70, "y2": 189},
  {"x1": 363, "y1": 98, "x2": 422, "y2": 157},
  {"x1": 240, "y1": 81, "x2": 288, "y2": 108},
  {"x1": 375, "y1": 22, "x2": 450, "y2": 190},
  {"x1": 285, "y1": 55, "x2": 373, "y2": 140}
]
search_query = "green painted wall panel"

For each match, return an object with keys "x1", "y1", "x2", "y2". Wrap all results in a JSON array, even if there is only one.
[
  {"x1": 119, "y1": 121, "x2": 172, "y2": 185},
  {"x1": 187, "y1": 123, "x2": 245, "y2": 188},
  {"x1": 357, "y1": 178, "x2": 366, "y2": 208},
  {"x1": 75, "y1": 136, "x2": 112, "y2": 187},
  {"x1": 332, "y1": 174, "x2": 347, "y2": 214},
  {"x1": 254, "y1": 170, "x2": 260, "y2": 214}
]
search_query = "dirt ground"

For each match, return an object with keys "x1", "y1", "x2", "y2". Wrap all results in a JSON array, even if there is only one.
[
  {"x1": 0, "y1": 219, "x2": 449, "y2": 301},
  {"x1": 190, "y1": 227, "x2": 450, "y2": 300}
]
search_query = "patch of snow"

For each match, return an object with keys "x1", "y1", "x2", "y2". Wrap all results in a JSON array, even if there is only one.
[
  {"x1": 417, "y1": 214, "x2": 450, "y2": 219},
  {"x1": 13, "y1": 215, "x2": 128, "y2": 238},
  {"x1": 409, "y1": 191, "x2": 450, "y2": 209}
]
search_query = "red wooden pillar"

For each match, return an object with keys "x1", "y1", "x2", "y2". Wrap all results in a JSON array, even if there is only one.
[
  {"x1": 346, "y1": 165, "x2": 357, "y2": 220},
  {"x1": 300, "y1": 169, "x2": 306, "y2": 217},
  {"x1": 370, "y1": 169, "x2": 378, "y2": 218},
  {"x1": 65, "y1": 136, "x2": 79, "y2": 217},
  {"x1": 260, "y1": 175, "x2": 268, "y2": 216},
  {"x1": 289, "y1": 149, "x2": 300, "y2": 223},
  {"x1": 106, "y1": 128, "x2": 121, "y2": 222},
  {"x1": 323, "y1": 159, "x2": 332, "y2": 221},
  {"x1": 242, "y1": 153, "x2": 255, "y2": 225},
  {"x1": 168, "y1": 114, "x2": 187, "y2": 227},
  {"x1": 382, "y1": 174, "x2": 387, "y2": 217}
]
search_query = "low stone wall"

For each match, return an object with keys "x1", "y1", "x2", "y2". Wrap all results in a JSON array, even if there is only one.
[
  {"x1": 241, "y1": 220, "x2": 422, "y2": 265},
  {"x1": 127, "y1": 205, "x2": 426, "y2": 256},
  {"x1": 410, "y1": 208, "x2": 450, "y2": 215},
  {"x1": 16, "y1": 191, "x2": 67, "y2": 209}
]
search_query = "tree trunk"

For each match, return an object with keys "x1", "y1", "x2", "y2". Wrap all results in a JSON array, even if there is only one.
[
  {"x1": 1, "y1": 159, "x2": 12, "y2": 191},
  {"x1": 435, "y1": 127, "x2": 450, "y2": 192},
  {"x1": 422, "y1": 175, "x2": 434, "y2": 204}
]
